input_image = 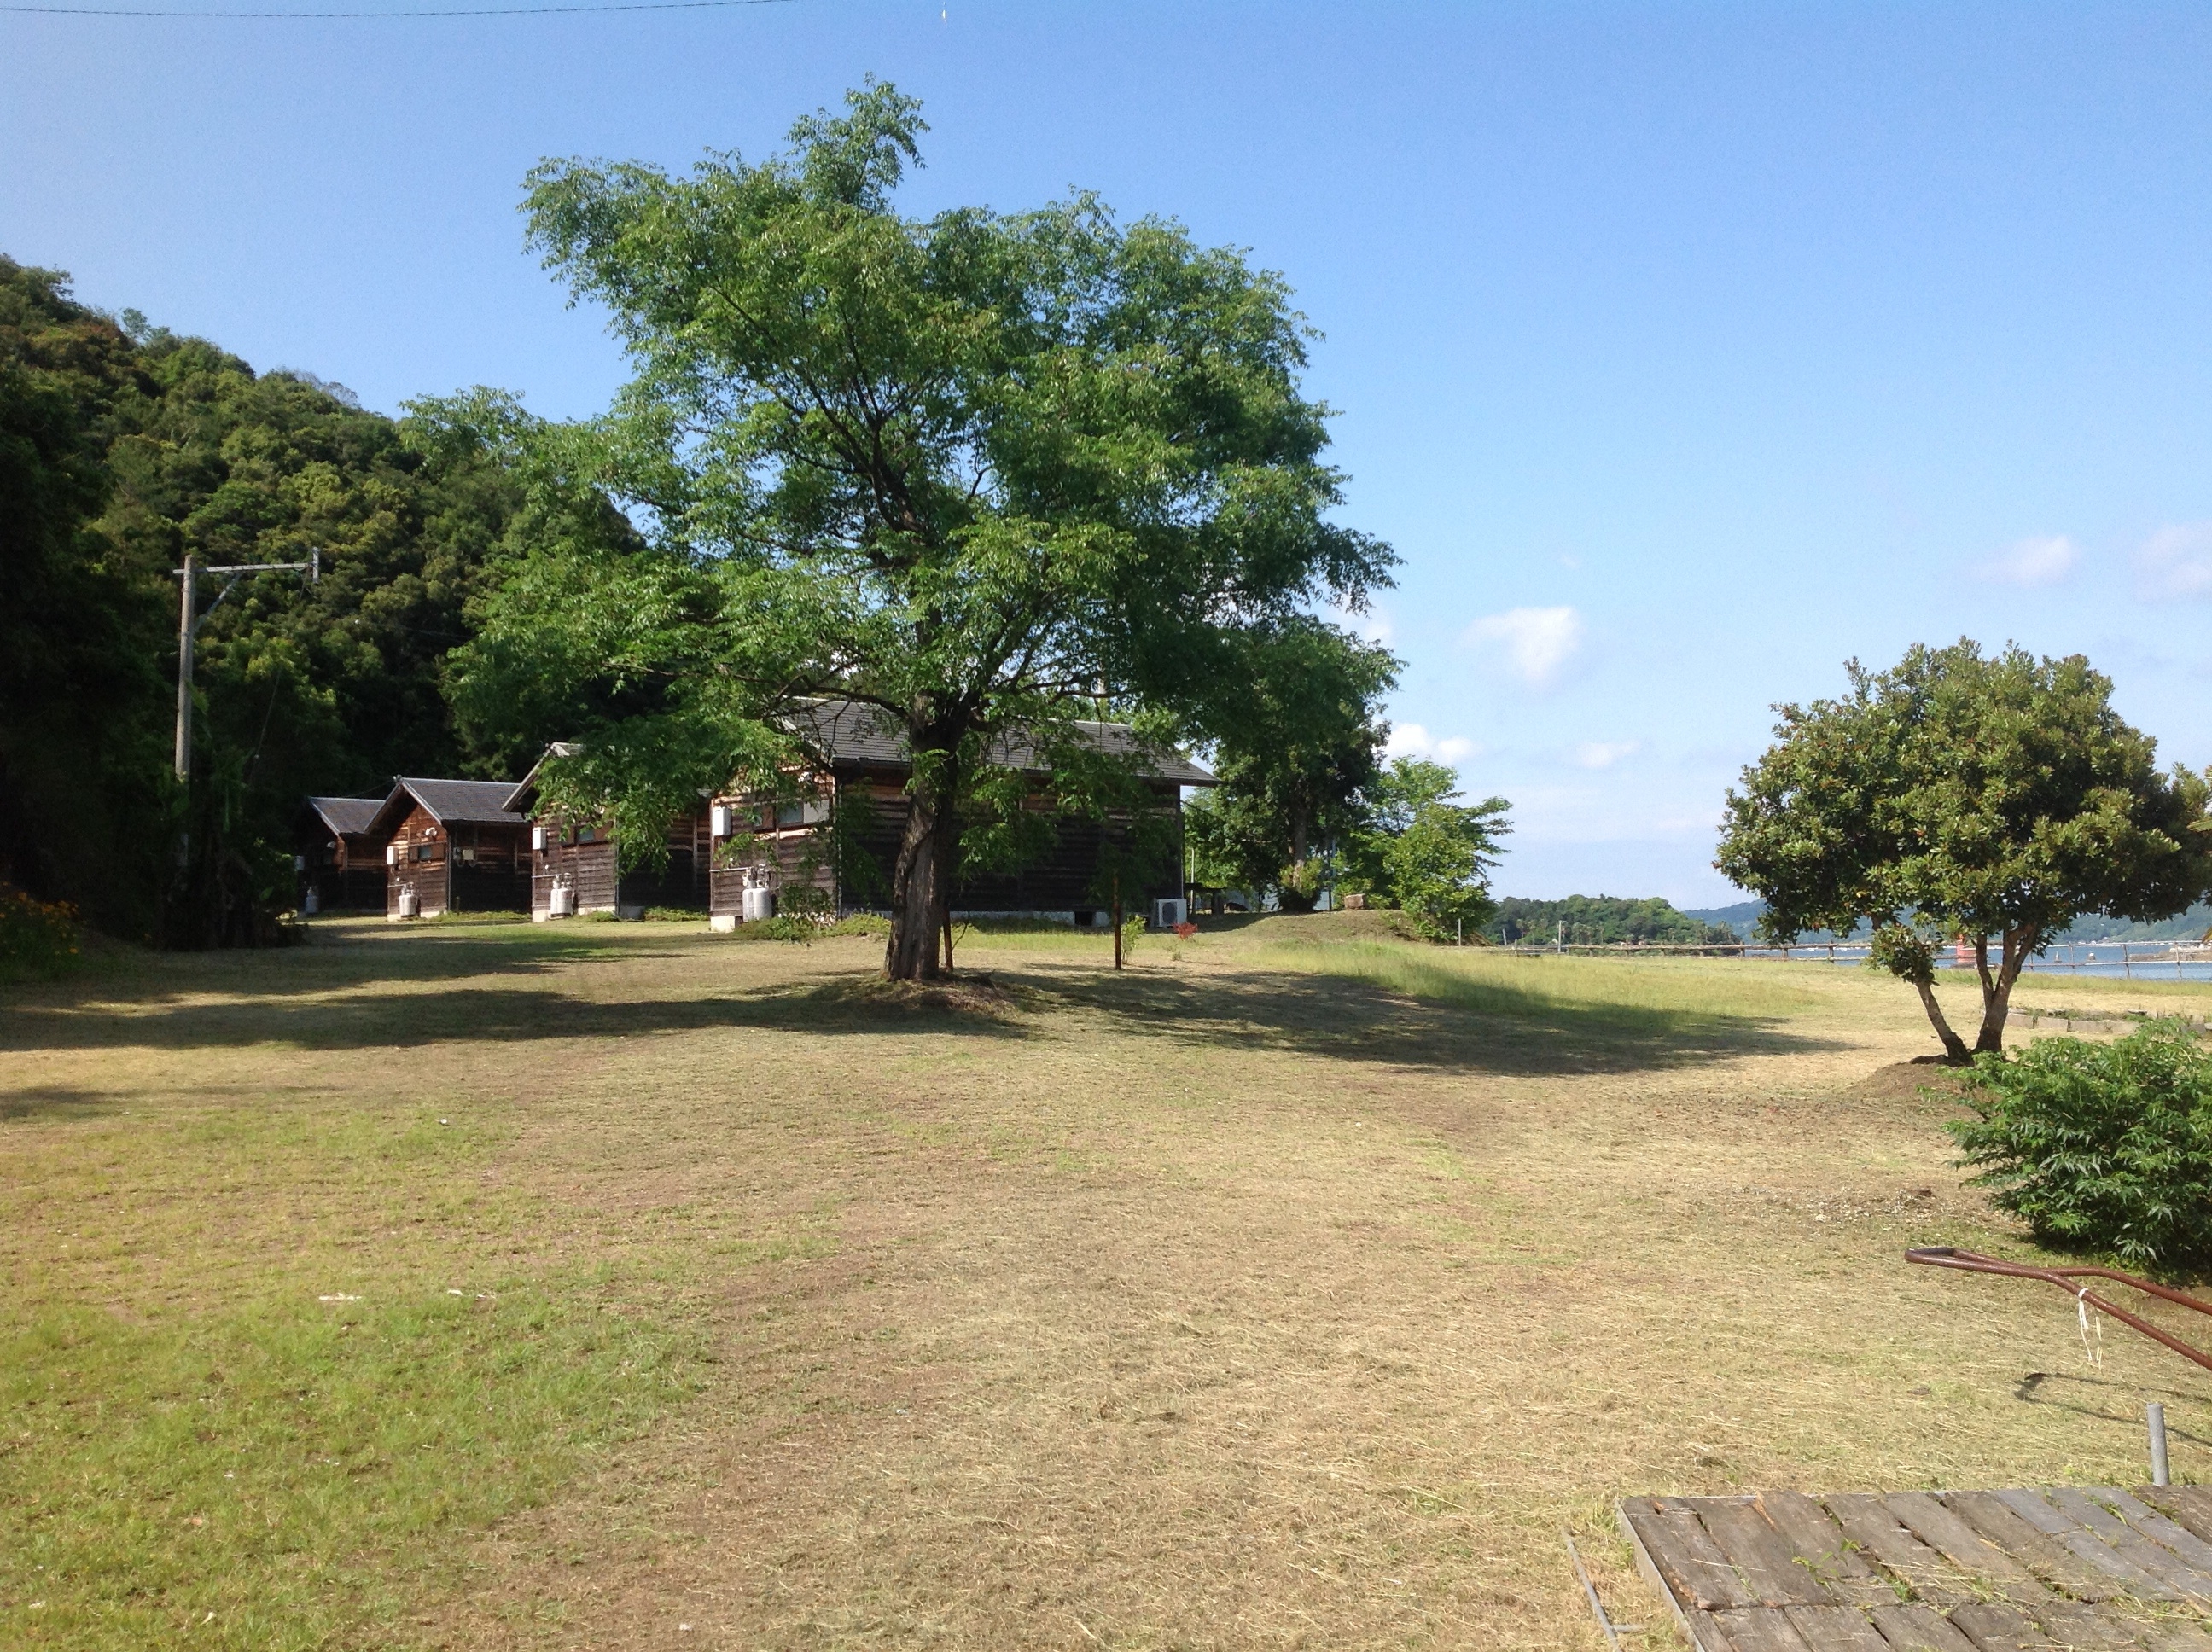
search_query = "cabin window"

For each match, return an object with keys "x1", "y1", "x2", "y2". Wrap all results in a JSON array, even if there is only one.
[
  {"x1": 775, "y1": 801, "x2": 805, "y2": 829},
  {"x1": 414, "y1": 841, "x2": 445, "y2": 864},
  {"x1": 577, "y1": 825, "x2": 597, "y2": 844}
]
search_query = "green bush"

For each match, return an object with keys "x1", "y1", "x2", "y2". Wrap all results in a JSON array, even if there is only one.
[
  {"x1": 1949, "y1": 1026, "x2": 2212, "y2": 1274},
  {"x1": 0, "y1": 886, "x2": 81, "y2": 980}
]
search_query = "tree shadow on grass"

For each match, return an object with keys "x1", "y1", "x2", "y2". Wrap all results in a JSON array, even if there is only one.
[
  {"x1": 1, "y1": 950, "x2": 1839, "y2": 1077},
  {"x1": 0, "y1": 1085, "x2": 123, "y2": 1123},
  {"x1": 1011, "y1": 962, "x2": 1837, "y2": 1075}
]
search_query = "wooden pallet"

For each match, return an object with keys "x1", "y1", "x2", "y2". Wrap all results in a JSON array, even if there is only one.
[{"x1": 1619, "y1": 1489, "x2": 2212, "y2": 1650}]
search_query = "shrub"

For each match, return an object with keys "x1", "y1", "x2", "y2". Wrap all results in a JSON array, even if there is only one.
[
  {"x1": 0, "y1": 887, "x2": 81, "y2": 981},
  {"x1": 1949, "y1": 1026, "x2": 2212, "y2": 1274}
]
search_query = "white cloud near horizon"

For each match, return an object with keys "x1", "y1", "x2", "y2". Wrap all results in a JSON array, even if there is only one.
[
  {"x1": 1572, "y1": 739, "x2": 1640, "y2": 769},
  {"x1": 2138, "y1": 522, "x2": 2212, "y2": 601},
  {"x1": 1978, "y1": 534, "x2": 2077, "y2": 587},
  {"x1": 1387, "y1": 723, "x2": 1477, "y2": 764},
  {"x1": 1464, "y1": 605, "x2": 1584, "y2": 689}
]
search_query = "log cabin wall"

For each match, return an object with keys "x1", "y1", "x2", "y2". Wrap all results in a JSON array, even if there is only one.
[
  {"x1": 529, "y1": 807, "x2": 711, "y2": 920},
  {"x1": 532, "y1": 835, "x2": 619, "y2": 918},
  {"x1": 383, "y1": 803, "x2": 531, "y2": 917},
  {"x1": 704, "y1": 769, "x2": 1185, "y2": 922},
  {"x1": 385, "y1": 801, "x2": 452, "y2": 917}
]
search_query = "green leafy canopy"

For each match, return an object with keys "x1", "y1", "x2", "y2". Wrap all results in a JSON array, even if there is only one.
[
  {"x1": 1717, "y1": 638, "x2": 2212, "y2": 1056},
  {"x1": 435, "y1": 81, "x2": 1395, "y2": 974}
]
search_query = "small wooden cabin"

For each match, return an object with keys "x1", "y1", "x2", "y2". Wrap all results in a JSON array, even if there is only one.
[
  {"x1": 363, "y1": 777, "x2": 532, "y2": 918},
  {"x1": 503, "y1": 750, "x2": 711, "y2": 921},
  {"x1": 707, "y1": 700, "x2": 1214, "y2": 928},
  {"x1": 297, "y1": 796, "x2": 387, "y2": 913}
]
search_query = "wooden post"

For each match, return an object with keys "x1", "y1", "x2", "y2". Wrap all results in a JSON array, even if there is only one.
[
  {"x1": 1113, "y1": 870, "x2": 1123, "y2": 970},
  {"x1": 943, "y1": 908, "x2": 955, "y2": 974},
  {"x1": 173, "y1": 553, "x2": 195, "y2": 782}
]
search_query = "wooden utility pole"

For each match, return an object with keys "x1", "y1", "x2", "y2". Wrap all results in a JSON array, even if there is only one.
[
  {"x1": 1112, "y1": 870, "x2": 1123, "y2": 970},
  {"x1": 172, "y1": 551, "x2": 319, "y2": 784},
  {"x1": 174, "y1": 553, "x2": 197, "y2": 781}
]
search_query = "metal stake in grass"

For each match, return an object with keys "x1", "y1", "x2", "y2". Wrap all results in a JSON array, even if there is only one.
[
  {"x1": 2150, "y1": 1402, "x2": 2171, "y2": 1486},
  {"x1": 1563, "y1": 1528, "x2": 1640, "y2": 1649}
]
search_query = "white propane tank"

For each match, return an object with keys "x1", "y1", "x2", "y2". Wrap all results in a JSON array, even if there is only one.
[
  {"x1": 398, "y1": 890, "x2": 420, "y2": 919},
  {"x1": 550, "y1": 883, "x2": 575, "y2": 917},
  {"x1": 303, "y1": 888, "x2": 320, "y2": 916},
  {"x1": 742, "y1": 886, "x2": 776, "y2": 923}
]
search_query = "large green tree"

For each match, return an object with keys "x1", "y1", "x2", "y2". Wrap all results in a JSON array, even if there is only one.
[
  {"x1": 457, "y1": 83, "x2": 1394, "y2": 978},
  {"x1": 1344, "y1": 757, "x2": 1511, "y2": 939},
  {"x1": 1184, "y1": 618, "x2": 1396, "y2": 906},
  {"x1": 1717, "y1": 640, "x2": 2212, "y2": 1060}
]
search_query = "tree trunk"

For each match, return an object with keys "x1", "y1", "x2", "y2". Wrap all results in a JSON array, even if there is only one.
[
  {"x1": 885, "y1": 763, "x2": 953, "y2": 981},
  {"x1": 1914, "y1": 976, "x2": 1972, "y2": 1063},
  {"x1": 1973, "y1": 925, "x2": 2034, "y2": 1054}
]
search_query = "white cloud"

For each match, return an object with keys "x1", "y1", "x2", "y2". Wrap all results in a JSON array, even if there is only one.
[
  {"x1": 1387, "y1": 723, "x2": 1479, "y2": 765},
  {"x1": 1464, "y1": 605, "x2": 1584, "y2": 689},
  {"x1": 1571, "y1": 740, "x2": 1640, "y2": 770},
  {"x1": 2138, "y1": 522, "x2": 2212, "y2": 601},
  {"x1": 1978, "y1": 534, "x2": 2077, "y2": 587}
]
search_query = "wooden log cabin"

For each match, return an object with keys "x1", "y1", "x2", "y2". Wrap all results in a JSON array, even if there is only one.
[
  {"x1": 503, "y1": 748, "x2": 712, "y2": 921},
  {"x1": 706, "y1": 700, "x2": 1215, "y2": 928},
  {"x1": 296, "y1": 796, "x2": 388, "y2": 913},
  {"x1": 363, "y1": 777, "x2": 533, "y2": 918}
]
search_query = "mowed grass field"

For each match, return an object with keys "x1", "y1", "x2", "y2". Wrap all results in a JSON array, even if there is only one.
[{"x1": 8, "y1": 915, "x2": 2212, "y2": 1650}]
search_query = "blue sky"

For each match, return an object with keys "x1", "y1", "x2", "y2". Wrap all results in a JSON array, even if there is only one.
[{"x1": 9, "y1": 2, "x2": 2211, "y2": 905}]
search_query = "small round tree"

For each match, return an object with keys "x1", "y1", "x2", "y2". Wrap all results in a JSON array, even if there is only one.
[{"x1": 1717, "y1": 640, "x2": 2212, "y2": 1061}]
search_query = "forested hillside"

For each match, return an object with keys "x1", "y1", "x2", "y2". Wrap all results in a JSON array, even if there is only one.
[
  {"x1": 0, "y1": 256, "x2": 533, "y2": 943},
  {"x1": 1489, "y1": 894, "x2": 1736, "y2": 946}
]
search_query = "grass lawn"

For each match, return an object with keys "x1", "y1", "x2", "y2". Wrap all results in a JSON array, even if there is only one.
[{"x1": 7, "y1": 913, "x2": 2212, "y2": 1649}]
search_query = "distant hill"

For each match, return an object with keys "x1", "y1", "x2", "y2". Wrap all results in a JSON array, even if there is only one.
[
  {"x1": 1680, "y1": 899, "x2": 2212, "y2": 945},
  {"x1": 1492, "y1": 894, "x2": 1737, "y2": 946}
]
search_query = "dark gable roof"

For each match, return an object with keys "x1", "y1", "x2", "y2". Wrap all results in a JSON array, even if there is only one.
[
  {"x1": 306, "y1": 796, "x2": 384, "y2": 839},
  {"x1": 365, "y1": 777, "x2": 530, "y2": 839},
  {"x1": 782, "y1": 699, "x2": 1216, "y2": 786},
  {"x1": 499, "y1": 742, "x2": 580, "y2": 816}
]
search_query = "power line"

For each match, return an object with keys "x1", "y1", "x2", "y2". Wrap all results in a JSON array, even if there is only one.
[{"x1": 4, "y1": 0, "x2": 792, "y2": 15}]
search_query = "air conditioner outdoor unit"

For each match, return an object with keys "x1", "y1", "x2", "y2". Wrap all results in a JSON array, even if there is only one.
[{"x1": 1152, "y1": 898, "x2": 1188, "y2": 931}]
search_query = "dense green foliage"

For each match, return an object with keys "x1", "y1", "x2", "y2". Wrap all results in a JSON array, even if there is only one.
[
  {"x1": 1491, "y1": 894, "x2": 1733, "y2": 947},
  {"x1": 0, "y1": 886, "x2": 80, "y2": 981},
  {"x1": 1185, "y1": 620, "x2": 1397, "y2": 906},
  {"x1": 444, "y1": 84, "x2": 1394, "y2": 978},
  {"x1": 1951, "y1": 1027, "x2": 2212, "y2": 1275},
  {"x1": 1718, "y1": 639, "x2": 2212, "y2": 1059},
  {"x1": 0, "y1": 255, "x2": 523, "y2": 942}
]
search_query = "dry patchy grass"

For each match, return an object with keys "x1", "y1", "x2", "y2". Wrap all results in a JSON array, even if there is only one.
[{"x1": 7, "y1": 915, "x2": 2212, "y2": 1649}]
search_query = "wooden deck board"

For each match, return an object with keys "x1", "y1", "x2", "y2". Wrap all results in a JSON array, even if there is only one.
[
  {"x1": 1787, "y1": 1603, "x2": 1897, "y2": 1650},
  {"x1": 1617, "y1": 1490, "x2": 2212, "y2": 1652},
  {"x1": 1946, "y1": 1601, "x2": 2060, "y2": 1651},
  {"x1": 1945, "y1": 1490, "x2": 2122, "y2": 1603}
]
